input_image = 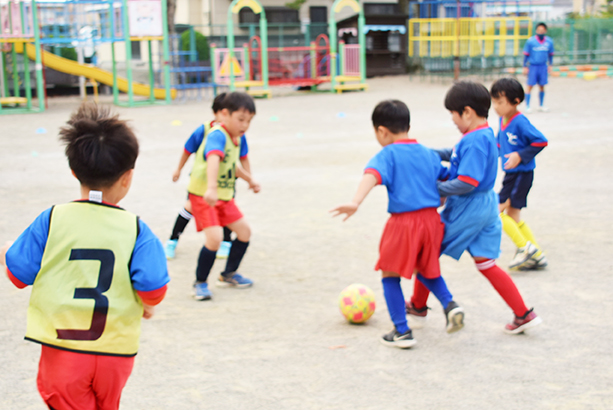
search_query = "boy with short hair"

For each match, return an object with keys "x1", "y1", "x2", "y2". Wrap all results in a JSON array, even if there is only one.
[
  {"x1": 332, "y1": 100, "x2": 465, "y2": 349},
  {"x1": 491, "y1": 77, "x2": 548, "y2": 270},
  {"x1": 407, "y1": 81, "x2": 542, "y2": 334},
  {"x1": 0, "y1": 103, "x2": 170, "y2": 410},
  {"x1": 522, "y1": 22, "x2": 555, "y2": 112},
  {"x1": 189, "y1": 92, "x2": 261, "y2": 301},
  {"x1": 165, "y1": 93, "x2": 253, "y2": 260}
]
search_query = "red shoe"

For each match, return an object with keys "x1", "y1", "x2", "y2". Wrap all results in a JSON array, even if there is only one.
[
  {"x1": 504, "y1": 308, "x2": 542, "y2": 334},
  {"x1": 405, "y1": 301, "x2": 428, "y2": 328}
]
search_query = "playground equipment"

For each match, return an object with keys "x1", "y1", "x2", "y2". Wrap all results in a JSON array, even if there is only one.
[
  {"x1": 214, "y1": 0, "x2": 366, "y2": 97},
  {"x1": 1, "y1": 0, "x2": 173, "y2": 115},
  {"x1": 505, "y1": 65, "x2": 613, "y2": 79}
]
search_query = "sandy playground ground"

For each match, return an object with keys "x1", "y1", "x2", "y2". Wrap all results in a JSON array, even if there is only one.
[{"x1": 1, "y1": 75, "x2": 612, "y2": 410}]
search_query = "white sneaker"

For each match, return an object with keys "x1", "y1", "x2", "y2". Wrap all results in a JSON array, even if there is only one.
[
  {"x1": 509, "y1": 242, "x2": 538, "y2": 269},
  {"x1": 524, "y1": 107, "x2": 532, "y2": 114},
  {"x1": 519, "y1": 253, "x2": 548, "y2": 271},
  {"x1": 538, "y1": 106, "x2": 550, "y2": 112}
]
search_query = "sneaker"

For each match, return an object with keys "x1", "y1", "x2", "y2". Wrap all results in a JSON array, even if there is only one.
[
  {"x1": 193, "y1": 282, "x2": 212, "y2": 301},
  {"x1": 509, "y1": 241, "x2": 538, "y2": 269},
  {"x1": 216, "y1": 241, "x2": 231, "y2": 259},
  {"x1": 405, "y1": 301, "x2": 428, "y2": 328},
  {"x1": 524, "y1": 107, "x2": 532, "y2": 114},
  {"x1": 165, "y1": 239, "x2": 178, "y2": 259},
  {"x1": 444, "y1": 301, "x2": 465, "y2": 334},
  {"x1": 504, "y1": 308, "x2": 542, "y2": 334},
  {"x1": 380, "y1": 328, "x2": 417, "y2": 349},
  {"x1": 518, "y1": 253, "x2": 548, "y2": 271},
  {"x1": 216, "y1": 273, "x2": 253, "y2": 288},
  {"x1": 538, "y1": 106, "x2": 550, "y2": 112}
]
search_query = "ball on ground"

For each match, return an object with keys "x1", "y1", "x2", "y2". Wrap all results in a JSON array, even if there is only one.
[{"x1": 339, "y1": 284, "x2": 376, "y2": 324}]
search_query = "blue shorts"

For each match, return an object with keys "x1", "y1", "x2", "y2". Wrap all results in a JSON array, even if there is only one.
[
  {"x1": 528, "y1": 65, "x2": 548, "y2": 86},
  {"x1": 498, "y1": 171, "x2": 533, "y2": 209},
  {"x1": 440, "y1": 190, "x2": 501, "y2": 260}
]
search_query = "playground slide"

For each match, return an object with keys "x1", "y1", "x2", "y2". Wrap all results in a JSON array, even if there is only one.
[{"x1": 15, "y1": 43, "x2": 176, "y2": 100}]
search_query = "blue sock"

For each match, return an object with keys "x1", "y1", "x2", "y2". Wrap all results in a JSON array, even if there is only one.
[
  {"x1": 416, "y1": 274, "x2": 453, "y2": 309},
  {"x1": 382, "y1": 277, "x2": 409, "y2": 333},
  {"x1": 526, "y1": 94, "x2": 531, "y2": 108},
  {"x1": 539, "y1": 91, "x2": 545, "y2": 106}
]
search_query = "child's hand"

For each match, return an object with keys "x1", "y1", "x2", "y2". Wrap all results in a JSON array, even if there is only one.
[
  {"x1": 503, "y1": 152, "x2": 521, "y2": 170},
  {"x1": 249, "y1": 180, "x2": 261, "y2": 193},
  {"x1": 0, "y1": 241, "x2": 13, "y2": 268},
  {"x1": 330, "y1": 203, "x2": 359, "y2": 221},
  {"x1": 172, "y1": 169, "x2": 181, "y2": 182},
  {"x1": 204, "y1": 188, "x2": 218, "y2": 207},
  {"x1": 143, "y1": 304, "x2": 155, "y2": 319}
]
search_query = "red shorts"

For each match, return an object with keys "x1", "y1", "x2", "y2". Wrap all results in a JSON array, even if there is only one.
[
  {"x1": 375, "y1": 208, "x2": 444, "y2": 279},
  {"x1": 37, "y1": 345, "x2": 135, "y2": 410},
  {"x1": 189, "y1": 194, "x2": 243, "y2": 231}
]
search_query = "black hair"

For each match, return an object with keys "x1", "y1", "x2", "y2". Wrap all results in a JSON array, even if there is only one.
[
  {"x1": 444, "y1": 81, "x2": 491, "y2": 119},
  {"x1": 536, "y1": 22, "x2": 548, "y2": 31},
  {"x1": 491, "y1": 77, "x2": 525, "y2": 104},
  {"x1": 59, "y1": 102, "x2": 138, "y2": 189},
  {"x1": 371, "y1": 100, "x2": 411, "y2": 134},
  {"x1": 222, "y1": 92, "x2": 256, "y2": 114},
  {"x1": 212, "y1": 92, "x2": 227, "y2": 113}
]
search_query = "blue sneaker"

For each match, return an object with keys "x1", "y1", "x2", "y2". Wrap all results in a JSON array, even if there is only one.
[
  {"x1": 216, "y1": 241, "x2": 231, "y2": 259},
  {"x1": 165, "y1": 239, "x2": 178, "y2": 259},
  {"x1": 216, "y1": 273, "x2": 253, "y2": 288},
  {"x1": 193, "y1": 282, "x2": 212, "y2": 300}
]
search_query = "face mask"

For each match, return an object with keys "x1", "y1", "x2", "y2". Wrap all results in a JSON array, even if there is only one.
[{"x1": 537, "y1": 34, "x2": 545, "y2": 40}]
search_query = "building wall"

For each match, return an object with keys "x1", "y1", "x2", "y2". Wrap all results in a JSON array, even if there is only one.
[{"x1": 573, "y1": 0, "x2": 606, "y2": 15}]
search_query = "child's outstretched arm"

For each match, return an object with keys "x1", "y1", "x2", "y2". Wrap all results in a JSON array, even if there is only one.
[
  {"x1": 172, "y1": 150, "x2": 191, "y2": 182},
  {"x1": 330, "y1": 173, "x2": 378, "y2": 221},
  {"x1": 236, "y1": 165, "x2": 261, "y2": 193}
]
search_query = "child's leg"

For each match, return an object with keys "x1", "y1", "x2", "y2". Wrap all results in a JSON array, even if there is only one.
[
  {"x1": 539, "y1": 84, "x2": 546, "y2": 107},
  {"x1": 415, "y1": 274, "x2": 452, "y2": 309},
  {"x1": 525, "y1": 85, "x2": 533, "y2": 108},
  {"x1": 196, "y1": 226, "x2": 223, "y2": 283},
  {"x1": 223, "y1": 226, "x2": 233, "y2": 242},
  {"x1": 410, "y1": 278, "x2": 430, "y2": 309},
  {"x1": 221, "y1": 218, "x2": 251, "y2": 277},
  {"x1": 518, "y1": 220, "x2": 543, "y2": 257},
  {"x1": 169, "y1": 200, "x2": 193, "y2": 241},
  {"x1": 381, "y1": 273, "x2": 410, "y2": 333},
  {"x1": 500, "y1": 208, "x2": 529, "y2": 249},
  {"x1": 474, "y1": 257, "x2": 529, "y2": 317}
]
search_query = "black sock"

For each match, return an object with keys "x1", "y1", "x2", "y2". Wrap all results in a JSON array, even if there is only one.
[
  {"x1": 223, "y1": 226, "x2": 232, "y2": 242},
  {"x1": 196, "y1": 246, "x2": 217, "y2": 283},
  {"x1": 170, "y1": 208, "x2": 192, "y2": 240},
  {"x1": 221, "y1": 240, "x2": 249, "y2": 277}
]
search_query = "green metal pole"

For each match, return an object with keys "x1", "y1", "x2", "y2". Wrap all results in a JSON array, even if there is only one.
[
  {"x1": 148, "y1": 40, "x2": 154, "y2": 102},
  {"x1": 227, "y1": 7, "x2": 235, "y2": 91},
  {"x1": 32, "y1": 0, "x2": 44, "y2": 111},
  {"x1": 568, "y1": 19, "x2": 575, "y2": 64},
  {"x1": 329, "y1": 9, "x2": 337, "y2": 93},
  {"x1": 339, "y1": 40, "x2": 345, "y2": 76},
  {"x1": 310, "y1": 41, "x2": 316, "y2": 79},
  {"x1": 189, "y1": 26, "x2": 196, "y2": 62},
  {"x1": 2, "y1": 52, "x2": 9, "y2": 98},
  {"x1": 121, "y1": 0, "x2": 134, "y2": 106},
  {"x1": 358, "y1": 10, "x2": 366, "y2": 83},
  {"x1": 161, "y1": 0, "x2": 172, "y2": 104},
  {"x1": 304, "y1": 23, "x2": 310, "y2": 46},
  {"x1": 260, "y1": 14, "x2": 268, "y2": 91},
  {"x1": 20, "y1": 2, "x2": 32, "y2": 109},
  {"x1": 11, "y1": 44, "x2": 18, "y2": 98},
  {"x1": 243, "y1": 44, "x2": 250, "y2": 81}
]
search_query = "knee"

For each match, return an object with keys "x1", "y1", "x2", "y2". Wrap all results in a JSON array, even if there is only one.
[{"x1": 237, "y1": 225, "x2": 251, "y2": 242}]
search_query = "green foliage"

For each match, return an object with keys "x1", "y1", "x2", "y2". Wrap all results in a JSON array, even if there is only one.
[
  {"x1": 285, "y1": 0, "x2": 306, "y2": 10},
  {"x1": 50, "y1": 46, "x2": 78, "y2": 62},
  {"x1": 180, "y1": 29, "x2": 210, "y2": 61}
]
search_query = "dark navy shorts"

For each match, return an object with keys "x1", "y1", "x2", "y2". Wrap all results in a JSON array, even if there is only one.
[
  {"x1": 498, "y1": 171, "x2": 534, "y2": 209},
  {"x1": 528, "y1": 65, "x2": 548, "y2": 86}
]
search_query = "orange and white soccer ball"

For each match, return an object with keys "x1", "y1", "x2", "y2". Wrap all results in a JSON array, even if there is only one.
[{"x1": 339, "y1": 284, "x2": 376, "y2": 324}]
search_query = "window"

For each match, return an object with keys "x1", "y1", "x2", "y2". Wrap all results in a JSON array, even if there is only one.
[
  {"x1": 130, "y1": 41, "x2": 141, "y2": 60},
  {"x1": 239, "y1": 7, "x2": 299, "y2": 24},
  {"x1": 388, "y1": 32, "x2": 401, "y2": 52},
  {"x1": 364, "y1": 3, "x2": 399, "y2": 15},
  {"x1": 310, "y1": 6, "x2": 327, "y2": 23}
]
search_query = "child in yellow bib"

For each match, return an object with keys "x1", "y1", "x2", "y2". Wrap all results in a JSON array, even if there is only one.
[
  {"x1": 1, "y1": 103, "x2": 170, "y2": 410},
  {"x1": 187, "y1": 92, "x2": 261, "y2": 301}
]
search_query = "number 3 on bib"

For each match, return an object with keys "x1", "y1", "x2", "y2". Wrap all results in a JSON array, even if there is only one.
[{"x1": 56, "y1": 249, "x2": 114, "y2": 341}]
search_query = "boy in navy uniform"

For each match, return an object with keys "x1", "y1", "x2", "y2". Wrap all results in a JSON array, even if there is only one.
[
  {"x1": 491, "y1": 77, "x2": 548, "y2": 270},
  {"x1": 332, "y1": 100, "x2": 464, "y2": 349},
  {"x1": 407, "y1": 82, "x2": 542, "y2": 334},
  {"x1": 1, "y1": 103, "x2": 169, "y2": 410},
  {"x1": 523, "y1": 22, "x2": 555, "y2": 112}
]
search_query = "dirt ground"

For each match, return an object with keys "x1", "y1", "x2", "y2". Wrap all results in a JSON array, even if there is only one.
[{"x1": 1, "y1": 75, "x2": 612, "y2": 410}]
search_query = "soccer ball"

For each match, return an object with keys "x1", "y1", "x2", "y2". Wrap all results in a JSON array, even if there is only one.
[{"x1": 339, "y1": 284, "x2": 376, "y2": 324}]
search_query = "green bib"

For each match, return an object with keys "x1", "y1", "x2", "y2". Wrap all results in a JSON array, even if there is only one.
[
  {"x1": 25, "y1": 202, "x2": 142, "y2": 356},
  {"x1": 187, "y1": 125, "x2": 240, "y2": 201}
]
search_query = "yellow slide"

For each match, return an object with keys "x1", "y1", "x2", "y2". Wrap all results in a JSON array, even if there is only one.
[{"x1": 15, "y1": 43, "x2": 176, "y2": 100}]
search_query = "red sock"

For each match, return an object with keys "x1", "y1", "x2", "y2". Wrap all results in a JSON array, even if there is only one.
[
  {"x1": 411, "y1": 276, "x2": 430, "y2": 309},
  {"x1": 475, "y1": 259, "x2": 528, "y2": 317}
]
